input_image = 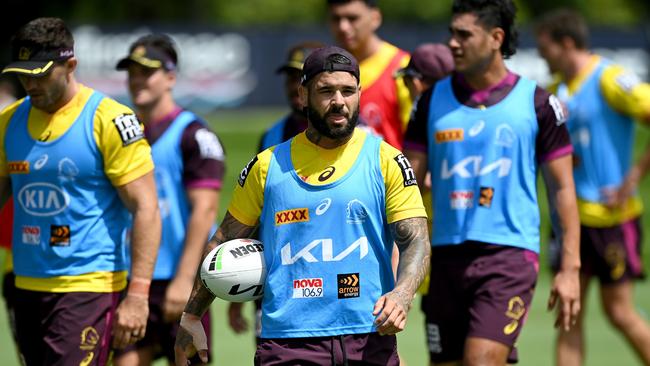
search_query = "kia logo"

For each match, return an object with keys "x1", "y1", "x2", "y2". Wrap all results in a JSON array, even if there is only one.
[{"x1": 17, "y1": 183, "x2": 70, "y2": 216}]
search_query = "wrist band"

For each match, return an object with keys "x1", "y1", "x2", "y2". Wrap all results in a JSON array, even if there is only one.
[{"x1": 127, "y1": 277, "x2": 151, "y2": 298}]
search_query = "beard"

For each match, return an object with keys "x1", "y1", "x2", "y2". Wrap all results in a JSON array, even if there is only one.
[{"x1": 306, "y1": 102, "x2": 359, "y2": 140}]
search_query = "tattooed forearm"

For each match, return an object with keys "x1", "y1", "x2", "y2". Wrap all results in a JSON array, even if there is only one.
[
  {"x1": 184, "y1": 211, "x2": 257, "y2": 317},
  {"x1": 389, "y1": 217, "x2": 431, "y2": 307}
]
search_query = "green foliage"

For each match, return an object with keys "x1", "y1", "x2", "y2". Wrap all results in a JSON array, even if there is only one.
[{"x1": 38, "y1": 0, "x2": 650, "y2": 26}]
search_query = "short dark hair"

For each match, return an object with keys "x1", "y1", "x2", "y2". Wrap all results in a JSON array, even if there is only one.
[
  {"x1": 452, "y1": 0, "x2": 518, "y2": 58},
  {"x1": 326, "y1": 0, "x2": 378, "y2": 8},
  {"x1": 129, "y1": 34, "x2": 178, "y2": 67},
  {"x1": 11, "y1": 17, "x2": 74, "y2": 53},
  {"x1": 534, "y1": 8, "x2": 589, "y2": 50}
]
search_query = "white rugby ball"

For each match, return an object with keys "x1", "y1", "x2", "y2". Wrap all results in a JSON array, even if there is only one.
[{"x1": 200, "y1": 238, "x2": 266, "y2": 302}]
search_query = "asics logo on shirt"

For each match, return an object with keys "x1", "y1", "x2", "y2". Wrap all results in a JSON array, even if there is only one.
[
  {"x1": 34, "y1": 154, "x2": 49, "y2": 170},
  {"x1": 468, "y1": 120, "x2": 485, "y2": 137},
  {"x1": 315, "y1": 198, "x2": 332, "y2": 216}
]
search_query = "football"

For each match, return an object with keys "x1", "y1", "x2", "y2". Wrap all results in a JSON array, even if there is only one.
[{"x1": 200, "y1": 238, "x2": 266, "y2": 302}]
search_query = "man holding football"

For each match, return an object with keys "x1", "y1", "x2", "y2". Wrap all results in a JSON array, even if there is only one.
[{"x1": 175, "y1": 45, "x2": 430, "y2": 365}]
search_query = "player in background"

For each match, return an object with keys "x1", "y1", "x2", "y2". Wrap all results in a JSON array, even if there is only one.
[
  {"x1": 403, "y1": 1, "x2": 581, "y2": 364},
  {"x1": 113, "y1": 34, "x2": 225, "y2": 366},
  {"x1": 535, "y1": 9, "x2": 650, "y2": 366},
  {"x1": 0, "y1": 17, "x2": 161, "y2": 365},
  {"x1": 227, "y1": 41, "x2": 323, "y2": 338},
  {"x1": 327, "y1": 0, "x2": 412, "y2": 150},
  {"x1": 175, "y1": 46, "x2": 430, "y2": 365}
]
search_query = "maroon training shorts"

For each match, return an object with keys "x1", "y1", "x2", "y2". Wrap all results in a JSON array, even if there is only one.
[
  {"x1": 255, "y1": 332, "x2": 399, "y2": 365},
  {"x1": 423, "y1": 242, "x2": 538, "y2": 364},
  {"x1": 13, "y1": 288, "x2": 120, "y2": 366}
]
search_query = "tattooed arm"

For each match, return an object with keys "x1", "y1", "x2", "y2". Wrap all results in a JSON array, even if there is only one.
[
  {"x1": 175, "y1": 211, "x2": 256, "y2": 364},
  {"x1": 373, "y1": 216, "x2": 430, "y2": 335}
]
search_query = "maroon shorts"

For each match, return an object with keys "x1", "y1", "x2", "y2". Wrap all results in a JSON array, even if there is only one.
[
  {"x1": 423, "y1": 243, "x2": 538, "y2": 364},
  {"x1": 13, "y1": 287, "x2": 120, "y2": 366},
  {"x1": 551, "y1": 219, "x2": 644, "y2": 284},
  {"x1": 114, "y1": 280, "x2": 212, "y2": 362},
  {"x1": 254, "y1": 332, "x2": 399, "y2": 366}
]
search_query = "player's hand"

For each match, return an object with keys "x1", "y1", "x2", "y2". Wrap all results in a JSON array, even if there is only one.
[
  {"x1": 602, "y1": 168, "x2": 641, "y2": 209},
  {"x1": 175, "y1": 312, "x2": 209, "y2": 365},
  {"x1": 372, "y1": 289, "x2": 412, "y2": 335},
  {"x1": 163, "y1": 276, "x2": 194, "y2": 323},
  {"x1": 227, "y1": 302, "x2": 249, "y2": 333},
  {"x1": 112, "y1": 295, "x2": 149, "y2": 349},
  {"x1": 548, "y1": 267, "x2": 581, "y2": 332}
]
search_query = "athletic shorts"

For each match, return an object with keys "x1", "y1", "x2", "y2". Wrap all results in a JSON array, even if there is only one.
[
  {"x1": 254, "y1": 332, "x2": 399, "y2": 366},
  {"x1": 550, "y1": 218, "x2": 644, "y2": 284},
  {"x1": 114, "y1": 280, "x2": 212, "y2": 362},
  {"x1": 423, "y1": 242, "x2": 538, "y2": 364},
  {"x1": 13, "y1": 288, "x2": 120, "y2": 366}
]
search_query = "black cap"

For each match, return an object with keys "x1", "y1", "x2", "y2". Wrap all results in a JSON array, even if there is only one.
[
  {"x1": 275, "y1": 42, "x2": 324, "y2": 74},
  {"x1": 2, "y1": 43, "x2": 73, "y2": 76},
  {"x1": 115, "y1": 44, "x2": 176, "y2": 71},
  {"x1": 395, "y1": 43, "x2": 454, "y2": 81},
  {"x1": 300, "y1": 46, "x2": 360, "y2": 85}
]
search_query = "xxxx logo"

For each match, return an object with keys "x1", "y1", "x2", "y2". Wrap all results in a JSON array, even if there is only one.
[
  {"x1": 8, "y1": 161, "x2": 29, "y2": 174},
  {"x1": 275, "y1": 208, "x2": 309, "y2": 225}
]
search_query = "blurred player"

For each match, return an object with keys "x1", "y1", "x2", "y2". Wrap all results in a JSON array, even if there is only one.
[
  {"x1": 113, "y1": 34, "x2": 225, "y2": 366},
  {"x1": 403, "y1": 1, "x2": 581, "y2": 364},
  {"x1": 0, "y1": 17, "x2": 161, "y2": 365},
  {"x1": 175, "y1": 46, "x2": 430, "y2": 365},
  {"x1": 535, "y1": 9, "x2": 650, "y2": 366},
  {"x1": 227, "y1": 41, "x2": 323, "y2": 338},
  {"x1": 327, "y1": 0, "x2": 412, "y2": 149}
]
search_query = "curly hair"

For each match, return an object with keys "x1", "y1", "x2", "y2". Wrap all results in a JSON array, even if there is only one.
[
  {"x1": 12, "y1": 17, "x2": 74, "y2": 52},
  {"x1": 452, "y1": 0, "x2": 518, "y2": 58}
]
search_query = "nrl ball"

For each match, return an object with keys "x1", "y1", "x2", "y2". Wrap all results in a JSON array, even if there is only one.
[{"x1": 200, "y1": 238, "x2": 266, "y2": 302}]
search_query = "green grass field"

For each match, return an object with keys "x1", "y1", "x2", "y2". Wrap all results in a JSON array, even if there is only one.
[{"x1": 1, "y1": 107, "x2": 649, "y2": 365}]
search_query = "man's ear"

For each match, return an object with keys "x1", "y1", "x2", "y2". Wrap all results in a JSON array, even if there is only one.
[
  {"x1": 65, "y1": 57, "x2": 78, "y2": 73},
  {"x1": 370, "y1": 8, "x2": 382, "y2": 33},
  {"x1": 491, "y1": 27, "x2": 505, "y2": 53},
  {"x1": 166, "y1": 70, "x2": 177, "y2": 89}
]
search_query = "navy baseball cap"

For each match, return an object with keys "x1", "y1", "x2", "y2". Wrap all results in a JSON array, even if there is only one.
[
  {"x1": 116, "y1": 44, "x2": 176, "y2": 71},
  {"x1": 395, "y1": 43, "x2": 454, "y2": 81},
  {"x1": 2, "y1": 42, "x2": 74, "y2": 76},
  {"x1": 300, "y1": 46, "x2": 360, "y2": 85}
]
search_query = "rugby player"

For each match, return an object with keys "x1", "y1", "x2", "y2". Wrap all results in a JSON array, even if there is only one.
[
  {"x1": 175, "y1": 46, "x2": 430, "y2": 365},
  {"x1": 0, "y1": 17, "x2": 161, "y2": 365},
  {"x1": 403, "y1": 1, "x2": 581, "y2": 364},
  {"x1": 113, "y1": 34, "x2": 225, "y2": 366},
  {"x1": 535, "y1": 9, "x2": 650, "y2": 365}
]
